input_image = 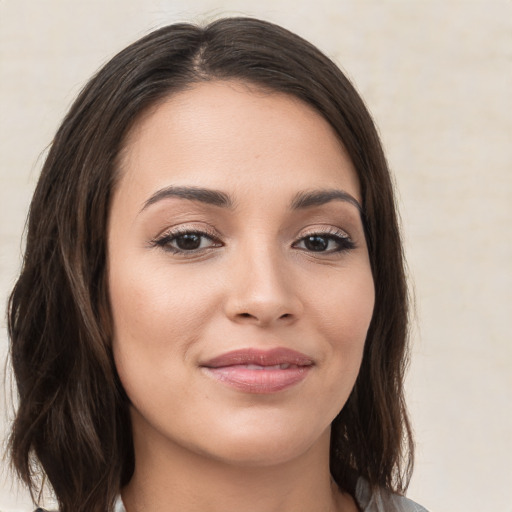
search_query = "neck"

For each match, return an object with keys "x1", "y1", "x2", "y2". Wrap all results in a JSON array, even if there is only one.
[{"x1": 121, "y1": 421, "x2": 357, "y2": 512}]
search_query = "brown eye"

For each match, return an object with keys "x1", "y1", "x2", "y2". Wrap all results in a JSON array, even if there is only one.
[
  {"x1": 174, "y1": 233, "x2": 202, "y2": 250},
  {"x1": 294, "y1": 232, "x2": 355, "y2": 253},
  {"x1": 152, "y1": 230, "x2": 221, "y2": 254},
  {"x1": 303, "y1": 235, "x2": 329, "y2": 252}
]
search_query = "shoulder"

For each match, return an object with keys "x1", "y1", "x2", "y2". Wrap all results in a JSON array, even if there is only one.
[{"x1": 355, "y1": 478, "x2": 429, "y2": 512}]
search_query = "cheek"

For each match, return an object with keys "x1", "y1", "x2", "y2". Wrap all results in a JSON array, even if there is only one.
[
  {"x1": 108, "y1": 261, "x2": 218, "y2": 397},
  {"x1": 110, "y1": 256, "x2": 217, "y2": 334},
  {"x1": 310, "y1": 265, "x2": 375, "y2": 389},
  {"x1": 312, "y1": 261, "x2": 374, "y2": 335}
]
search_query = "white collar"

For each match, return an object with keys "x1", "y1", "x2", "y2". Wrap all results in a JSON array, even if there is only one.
[{"x1": 114, "y1": 494, "x2": 126, "y2": 512}]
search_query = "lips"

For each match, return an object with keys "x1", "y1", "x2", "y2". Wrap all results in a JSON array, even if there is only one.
[{"x1": 200, "y1": 348, "x2": 314, "y2": 394}]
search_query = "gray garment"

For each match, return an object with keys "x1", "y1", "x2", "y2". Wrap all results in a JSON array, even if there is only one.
[
  {"x1": 355, "y1": 478, "x2": 428, "y2": 511},
  {"x1": 113, "y1": 479, "x2": 428, "y2": 511}
]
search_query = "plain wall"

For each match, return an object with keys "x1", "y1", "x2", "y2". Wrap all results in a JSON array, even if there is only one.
[{"x1": 1, "y1": 1, "x2": 511, "y2": 511}]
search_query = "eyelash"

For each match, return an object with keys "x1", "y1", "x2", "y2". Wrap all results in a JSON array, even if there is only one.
[
  {"x1": 150, "y1": 227, "x2": 356, "y2": 256},
  {"x1": 293, "y1": 228, "x2": 356, "y2": 254},
  {"x1": 149, "y1": 226, "x2": 222, "y2": 255}
]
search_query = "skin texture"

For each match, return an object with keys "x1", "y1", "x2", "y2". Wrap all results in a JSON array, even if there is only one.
[{"x1": 108, "y1": 81, "x2": 374, "y2": 512}]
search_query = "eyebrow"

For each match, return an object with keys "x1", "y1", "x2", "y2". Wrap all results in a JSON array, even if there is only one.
[
  {"x1": 140, "y1": 186, "x2": 234, "y2": 212},
  {"x1": 290, "y1": 189, "x2": 362, "y2": 213},
  {"x1": 139, "y1": 185, "x2": 362, "y2": 214}
]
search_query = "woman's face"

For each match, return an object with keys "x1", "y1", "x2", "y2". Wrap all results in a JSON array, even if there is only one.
[{"x1": 108, "y1": 81, "x2": 374, "y2": 466}]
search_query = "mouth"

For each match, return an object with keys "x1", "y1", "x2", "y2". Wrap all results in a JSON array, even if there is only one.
[{"x1": 200, "y1": 348, "x2": 314, "y2": 394}]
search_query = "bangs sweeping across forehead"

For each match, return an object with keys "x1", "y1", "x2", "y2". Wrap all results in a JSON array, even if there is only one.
[{"x1": 8, "y1": 17, "x2": 412, "y2": 512}]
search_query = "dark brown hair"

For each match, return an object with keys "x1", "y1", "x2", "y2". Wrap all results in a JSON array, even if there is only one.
[{"x1": 8, "y1": 17, "x2": 413, "y2": 512}]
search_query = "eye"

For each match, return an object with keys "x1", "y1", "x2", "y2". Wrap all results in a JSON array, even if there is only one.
[
  {"x1": 151, "y1": 229, "x2": 222, "y2": 254},
  {"x1": 293, "y1": 231, "x2": 355, "y2": 253}
]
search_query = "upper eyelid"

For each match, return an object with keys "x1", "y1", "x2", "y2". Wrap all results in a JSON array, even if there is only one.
[
  {"x1": 155, "y1": 223, "x2": 220, "y2": 240},
  {"x1": 295, "y1": 225, "x2": 352, "y2": 241},
  {"x1": 157, "y1": 225, "x2": 351, "y2": 239},
  {"x1": 156, "y1": 221, "x2": 352, "y2": 235},
  {"x1": 298, "y1": 226, "x2": 350, "y2": 236}
]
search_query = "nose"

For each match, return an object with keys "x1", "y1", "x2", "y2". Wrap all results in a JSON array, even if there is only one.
[{"x1": 223, "y1": 245, "x2": 303, "y2": 327}]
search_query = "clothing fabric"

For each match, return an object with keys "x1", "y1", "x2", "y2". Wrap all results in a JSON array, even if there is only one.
[
  {"x1": 355, "y1": 478, "x2": 428, "y2": 512},
  {"x1": 112, "y1": 479, "x2": 428, "y2": 512}
]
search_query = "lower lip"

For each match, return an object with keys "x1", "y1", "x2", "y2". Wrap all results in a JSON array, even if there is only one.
[{"x1": 202, "y1": 365, "x2": 312, "y2": 393}]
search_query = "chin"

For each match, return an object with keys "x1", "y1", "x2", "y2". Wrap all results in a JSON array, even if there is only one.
[
  {"x1": 197, "y1": 436, "x2": 322, "y2": 468},
  {"x1": 183, "y1": 414, "x2": 332, "y2": 468}
]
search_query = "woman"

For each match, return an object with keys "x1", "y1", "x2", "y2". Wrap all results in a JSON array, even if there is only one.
[{"x1": 8, "y1": 17, "x2": 428, "y2": 512}]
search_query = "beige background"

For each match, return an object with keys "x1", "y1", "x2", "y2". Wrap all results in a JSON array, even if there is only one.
[{"x1": 1, "y1": 1, "x2": 511, "y2": 511}]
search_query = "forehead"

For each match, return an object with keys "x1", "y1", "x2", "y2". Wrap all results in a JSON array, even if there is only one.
[{"x1": 116, "y1": 80, "x2": 361, "y2": 205}]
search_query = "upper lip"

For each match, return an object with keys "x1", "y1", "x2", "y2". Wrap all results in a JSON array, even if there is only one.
[{"x1": 201, "y1": 348, "x2": 314, "y2": 368}]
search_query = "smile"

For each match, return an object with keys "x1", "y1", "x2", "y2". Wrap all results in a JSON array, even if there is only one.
[{"x1": 200, "y1": 348, "x2": 314, "y2": 394}]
